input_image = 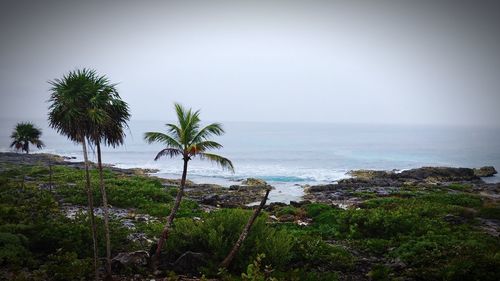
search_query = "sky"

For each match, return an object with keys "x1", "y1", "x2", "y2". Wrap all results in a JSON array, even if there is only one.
[{"x1": 1, "y1": 0, "x2": 500, "y2": 127}]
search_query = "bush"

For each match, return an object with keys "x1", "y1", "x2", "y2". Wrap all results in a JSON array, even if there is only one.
[
  {"x1": 393, "y1": 232, "x2": 500, "y2": 280},
  {"x1": 0, "y1": 232, "x2": 31, "y2": 267},
  {"x1": 162, "y1": 208, "x2": 294, "y2": 274},
  {"x1": 291, "y1": 236, "x2": 354, "y2": 270},
  {"x1": 478, "y1": 207, "x2": 500, "y2": 220},
  {"x1": 367, "y1": 264, "x2": 391, "y2": 281},
  {"x1": 35, "y1": 251, "x2": 92, "y2": 281}
]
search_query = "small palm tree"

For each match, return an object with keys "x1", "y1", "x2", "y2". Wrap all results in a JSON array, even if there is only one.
[
  {"x1": 144, "y1": 103, "x2": 234, "y2": 263},
  {"x1": 220, "y1": 187, "x2": 271, "y2": 269},
  {"x1": 10, "y1": 122, "x2": 45, "y2": 154}
]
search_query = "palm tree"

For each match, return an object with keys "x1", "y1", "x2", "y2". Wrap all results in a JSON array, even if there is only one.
[
  {"x1": 10, "y1": 122, "x2": 45, "y2": 154},
  {"x1": 220, "y1": 186, "x2": 271, "y2": 269},
  {"x1": 144, "y1": 103, "x2": 234, "y2": 263},
  {"x1": 86, "y1": 75, "x2": 130, "y2": 277},
  {"x1": 47, "y1": 69, "x2": 101, "y2": 280}
]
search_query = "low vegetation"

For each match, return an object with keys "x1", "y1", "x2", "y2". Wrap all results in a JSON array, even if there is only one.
[{"x1": 1, "y1": 161, "x2": 499, "y2": 280}]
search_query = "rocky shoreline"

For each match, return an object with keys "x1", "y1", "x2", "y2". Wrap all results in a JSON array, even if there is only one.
[
  {"x1": 1, "y1": 152, "x2": 498, "y2": 210},
  {"x1": 304, "y1": 166, "x2": 499, "y2": 209}
]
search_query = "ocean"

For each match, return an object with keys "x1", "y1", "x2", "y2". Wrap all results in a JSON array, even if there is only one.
[{"x1": 2, "y1": 119, "x2": 500, "y2": 203}]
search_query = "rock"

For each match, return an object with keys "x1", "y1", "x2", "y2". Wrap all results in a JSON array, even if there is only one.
[
  {"x1": 267, "y1": 202, "x2": 287, "y2": 209},
  {"x1": 308, "y1": 184, "x2": 339, "y2": 192},
  {"x1": 388, "y1": 258, "x2": 407, "y2": 271},
  {"x1": 170, "y1": 251, "x2": 207, "y2": 274},
  {"x1": 241, "y1": 178, "x2": 267, "y2": 186},
  {"x1": 201, "y1": 194, "x2": 220, "y2": 205},
  {"x1": 347, "y1": 169, "x2": 393, "y2": 180},
  {"x1": 278, "y1": 214, "x2": 295, "y2": 222},
  {"x1": 111, "y1": 251, "x2": 149, "y2": 272},
  {"x1": 443, "y1": 214, "x2": 467, "y2": 225},
  {"x1": 398, "y1": 167, "x2": 478, "y2": 182},
  {"x1": 297, "y1": 220, "x2": 309, "y2": 226},
  {"x1": 474, "y1": 166, "x2": 498, "y2": 177}
]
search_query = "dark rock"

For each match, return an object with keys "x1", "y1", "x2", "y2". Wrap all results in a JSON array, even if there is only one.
[
  {"x1": 387, "y1": 258, "x2": 407, "y2": 271},
  {"x1": 279, "y1": 214, "x2": 295, "y2": 222},
  {"x1": 443, "y1": 214, "x2": 467, "y2": 225},
  {"x1": 111, "y1": 251, "x2": 149, "y2": 272},
  {"x1": 473, "y1": 166, "x2": 498, "y2": 177},
  {"x1": 201, "y1": 194, "x2": 220, "y2": 205},
  {"x1": 398, "y1": 167, "x2": 478, "y2": 182},
  {"x1": 268, "y1": 202, "x2": 287, "y2": 208},
  {"x1": 170, "y1": 251, "x2": 207, "y2": 274},
  {"x1": 307, "y1": 184, "x2": 339, "y2": 192}
]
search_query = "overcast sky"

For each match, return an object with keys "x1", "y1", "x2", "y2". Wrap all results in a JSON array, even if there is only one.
[{"x1": 1, "y1": 0, "x2": 500, "y2": 127}]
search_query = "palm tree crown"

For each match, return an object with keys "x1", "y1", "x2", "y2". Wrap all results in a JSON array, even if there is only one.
[
  {"x1": 48, "y1": 68, "x2": 94, "y2": 142},
  {"x1": 144, "y1": 103, "x2": 234, "y2": 171},
  {"x1": 10, "y1": 122, "x2": 45, "y2": 154}
]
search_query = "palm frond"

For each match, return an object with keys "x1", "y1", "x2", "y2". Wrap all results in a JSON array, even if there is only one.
[
  {"x1": 191, "y1": 123, "x2": 224, "y2": 144},
  {"x1": 154, "y1": 148, "x2": 183, "y2": 161},
  {"x1": 187, "y1": 141, "x2": 223, "y2": 156},
  {"x1": 197, "y1": 153, "x2": 235, "y2": 172},
  {"x1": 144, "y1": 132, "x2": 182, "y2": 149},
  {"x1": 32, "y1": 139, "x2": 45, "y2": 149},
  {"x1": 165, "y1": 123, "x2": 182, "y2": 141}
]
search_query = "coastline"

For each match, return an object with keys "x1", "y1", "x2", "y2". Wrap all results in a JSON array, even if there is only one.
[
  {"x1": 2, "y1": 151, "x2": 499, "y2": 280},
  {"x1": 1, "y1": 151, "x2": 498, "y2": 207}
]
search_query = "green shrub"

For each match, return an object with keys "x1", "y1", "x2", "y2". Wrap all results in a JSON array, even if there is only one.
[
  {"x1": 275, "y1": 206, "x2": 298, "y2": 217},
  {"x1": 393, "y1": 232, "x2": 500, "y2": 280},
  {"x1": 35, "y1": 251, "x2": 92, "y2": 281},
  {"x1": 420, "y1": 193, "x2": 483, "y2": 208},
  {"x1": 478, "y1": 207, "x2": 500, "y2": 220},
  {"x1": 291, "y1": 236, "x2": 354, "y2": 270},
  {"x1": 447, "y1": 183, "x2": 472, "y2": 192},
  {"x1": 362, "y1": 239, "x2": 391, "y2": 256},
  {"x1": 163, "y1": 209, "x2": 294, "y2": 274},
  {"x1": 367, "y1": 264, "x2": 391, "y2": 281},
  {"x1": 241, "y1": 254, "x2": 277, "y2": 281},
  {"x1": 304, "y1": 203, "x2": 332, "y2": 218},
  {"x1": 0, "y1": 232, "x2": 31, "y2": 267}
]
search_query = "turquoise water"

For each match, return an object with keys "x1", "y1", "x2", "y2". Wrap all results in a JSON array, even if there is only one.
[{"x1": 1, "y1": 119, "x2": 500, "y2": 202}]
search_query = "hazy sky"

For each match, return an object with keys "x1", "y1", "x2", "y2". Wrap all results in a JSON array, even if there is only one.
[{"x1": 1, "y1": 0, "x2": 500, "y2": 126}]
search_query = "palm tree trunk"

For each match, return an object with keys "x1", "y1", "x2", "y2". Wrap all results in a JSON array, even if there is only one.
[
  {"x1": 220, "y1": 187, "x2": 271, "y2": 269},
  {"x1": 96, "y1": 142, "x2": 112, "y2": 277},
  {"x1": 82, "y1": 138, "x2": 99, "y2": 280},
  {"x1": 153, "y1": 157, "x2": 189, "y2": 262},
  {"x1": 48, "y1": 158, "x2": 53, "y2": 193}
]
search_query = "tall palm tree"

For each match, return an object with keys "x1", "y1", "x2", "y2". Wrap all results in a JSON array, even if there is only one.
[
  {"x1": 144, "y1": 103, "x2": 234, "y2": 263},
  {"x1": 47, "y1": 69, "x2": 101, "y2": 280},
  {"x1": 86, "y1": 75, "x2": 130, "y2": 277},
  {"x1": 10, "y1": 122, "x2": 45, "y2": 154}
]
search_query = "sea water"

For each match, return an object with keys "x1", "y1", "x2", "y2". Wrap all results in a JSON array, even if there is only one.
[{"x1": 2, "y1": 119, "x2": 500, "y2": 203}]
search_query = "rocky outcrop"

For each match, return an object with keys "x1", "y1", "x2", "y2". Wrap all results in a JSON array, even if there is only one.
[
  {"x1": 170, "y1": 251, "x2": 207, "y2": 274},
  {"x1": 185, "y1": 181, "x2": 271, "y2": 208},
  {"x1": 111, "y1": 251, "x2": 149, "y2": 272},
  {"x1": 473, "y1": 166, "x2": 498, "y2": 177},
  {"x1": 241, "y1": 178, "x2": 267, "y2": 186},
  {"x1": 306, "y1": 166, "x2": 495, "y2": 207},
  {"x1": 398, "y1": 167, "x2": 479, "y2": 182}
]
